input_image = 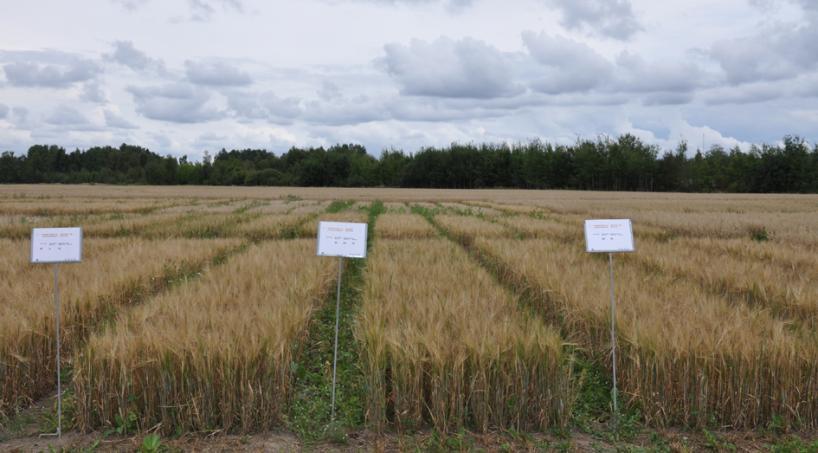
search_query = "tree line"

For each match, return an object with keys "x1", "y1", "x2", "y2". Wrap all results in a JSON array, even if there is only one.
[{"x1": 0, "y1": 134, "x2": 816, "y2": 192}]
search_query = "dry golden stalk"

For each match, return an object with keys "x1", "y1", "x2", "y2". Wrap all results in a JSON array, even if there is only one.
[
  {"x1": 435, "y1": 215, "x2": 509, "y2": 240},
  {"x1": 374, "y1": 213, "x2": 437, "y2": 239},
  {"x1": 357, "y1": 239, "x2": 572, "y2": 433},
  {"x1": 73, "y1": 240, "x2": 335, "y2": 433},
  {"x1": 233, "y1": 214, "x2": 306, "y2": 240},
  {"x1": 475, "y1": 237, "x2": 818, "y2": 429},
  {"x1": 297, "y1": 211, "x2": 368, "y2": 238},
  {"x1": 0, "y1": 238, "x2": 239, "y2": 417}
]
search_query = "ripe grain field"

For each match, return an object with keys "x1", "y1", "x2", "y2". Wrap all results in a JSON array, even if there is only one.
[{"x1": 1, "y1": 185, "x2": 817, "y2": 451}]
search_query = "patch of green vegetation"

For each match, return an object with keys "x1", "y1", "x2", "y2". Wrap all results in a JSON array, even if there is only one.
[
  {"x1": 287, "y1": 201, "x2": 383, "y2": 442},
  {"x1": 39, "y1": 387, "x2": 76, "y2": 434},
  {"x1": 326, "y1": 200, "x2": 354, "y2": 213},
  {"x1": 768, "y1": 436, "x2": 818, "y2": 453},
  {"x1": 702, "y1": 429, "x2": 736, "y2": 452},
  {"x1": 139, "y1": 433, "x2": 162, "y2": 452},
  {"x1": 750, "y1": 225, "x2": 770, "y2": 242}
]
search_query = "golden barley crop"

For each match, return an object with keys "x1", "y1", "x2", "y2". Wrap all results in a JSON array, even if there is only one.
[
  {"x1": 356, "y1": 239, "x2": 572, "y2": 433},
  {"x1": 434, "y1": 214, "x2": 510, "y2": 240},
  {"x1": 624, "y1": 236, "x2": 818, "y2": 326},
  {"x1": 0, "y1": 199, "x2": 173, "y2": 216},
  {"x1": 0, "y1": 238, "x2": 239, "y2": 417},
  {"x1": 297, "y1": 211, "x2": 369, "y2": 237},
  {"x1": 374, "y1": 213, "x2": 437, "y2": 239},
  {"x1": 233, "y1": 214, "x2": 307, "y2": 240},
  {"x1": 2, "y1": 187, "x2": 818, "y2": 435},
  {"x1": 475, "y1": 237, "x2": 818, "y2": 429},
  {"x1": 74, "y1": 240, "x2": 335, "y2": 433}
]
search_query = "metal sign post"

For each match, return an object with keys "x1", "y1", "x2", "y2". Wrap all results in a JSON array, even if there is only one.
[
  {"x1": 607, "y1": 252, "x2": 618, "y2": 416},
  {"x1": 330, "y1": 256, "x2": 343, "y2": 420},
  {"x1": 316, "y1": 221, "x2": 367, "y2": 421},
  {"x1": 31, "y1": 227, "x2": 83, "y2": 438},
  {"x1": 584, "y1": 219, "x2": 634, "y2": 424},
  {"x1": 53, "y1": 263, "x2": 62, "y2": 437}
]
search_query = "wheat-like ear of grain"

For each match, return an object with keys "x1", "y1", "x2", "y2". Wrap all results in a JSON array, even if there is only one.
[
  {"x1": 356, "y1": 239, "x2": 572, "y2": 433},
  {"x1": 374, "y1": 213, "x2": 437, "y2": 239},
  {"x1": 476, "y1": 237, "x2": 818, "y2": 429},
  {"x1": 0, "y1": 238, "x2": 239, "y2": 417},
  {"x1": 74, "y1": 239, "x2": 335, "y2": 434}
]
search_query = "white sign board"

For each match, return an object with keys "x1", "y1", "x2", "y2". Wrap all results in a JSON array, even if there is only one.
[
  {"x1": 317, "y1": 221, "x2": 367, "y2": 258},
  {"x1": 31, "y1": 227, "x2": 83, "y2": 263},
  {"x1": 584, "y1": 219, "x2": 635, "y2": 253}
]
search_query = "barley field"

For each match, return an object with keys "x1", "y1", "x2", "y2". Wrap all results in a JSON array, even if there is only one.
[{"x1": 1, "y1": 184, "x2": 818, "y2": 446}]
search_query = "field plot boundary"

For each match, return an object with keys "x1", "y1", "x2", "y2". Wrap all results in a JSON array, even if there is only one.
[{"x1": 0, "y1": 238, "x2": 244, "y2": 420}]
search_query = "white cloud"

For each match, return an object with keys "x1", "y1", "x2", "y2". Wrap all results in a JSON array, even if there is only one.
[
  {"x1": 545, "y1": 0, "x2": 641, "y2": 40},
  {"x1": 0, "y1": 0, "x2": 816, "y2": 156},
  {"x1": 522, "y1": 31, "x2": 612, "y2": 93},
  {"x1": 104, "y1": 109, "x2": 139, "y2": 129},
  {"x1": 381, "y1": 37, "x2": 524, "y2": 98},
  {"x1": 185, "y1": 60, "x2": 252, "y2": 86},
  {"x1": 106, "y1": 41, "x2": 166, "y2": 73},
  {"x1": 81, "y1": 82, "x2": 108, "y2": 103},
  {"x1": 45, "y1": 105, "x2": 93, "y2": 126},
  {"x1": 2, "y1": 53, "x2": 99, "y2": 88},
  {"x1": 710, "y1": 2, "x2": 818, "y2": 84},
  {"x1": 127, "y1": 83, "x2": 225, "y2": 123}
]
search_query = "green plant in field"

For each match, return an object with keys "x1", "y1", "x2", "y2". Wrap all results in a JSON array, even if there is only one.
[
  {"x1": 140, "y1": 433, "x2": 163, "y2": 452},
  {"x1": 287, "y1": 201, "x2": 383, "y2": 441},
  {"x1": 40, "y1": 388, "x2": 76, "y2": 434},
  {"x1": 766, "y1": 414, "x2": 788, "y2": 436},
  {"x1": 769, "y1": 436, "x2": 818, "y2": 453},
  {"x1": 750, "y1": 225, "x2": 770, "y2": 241},
  {"x1": 702, "y1": 429, "x2": 736, "y2": 452},
  {"x1": 572, "y1": 355, "x2": 612, "y2": 434},
  {"x1": 326, "y1": 200, "x2": 354, "y2": 213},
  {"x1": 106, "y1": 411, "x2": 138, "y2": 436}
]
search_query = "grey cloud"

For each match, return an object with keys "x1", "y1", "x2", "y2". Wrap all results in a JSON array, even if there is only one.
[
  {"x1": 128, "y1": 83, "x2": 224, "y2": 123},
  {"x1": 104, "y1": 110, "x2": 139, "y2": 129},
  {"x1": 0, "y1": 103, "x2": 8, "y2": 119},
  {"x1": 188, "y1": 0, "x2": 244, "y2": 22},
  {"x1": 344, "y1": 0, "x2": 475, "y2": 12},
  {"x1": 704, "y1": 83, "x2": 782, "y2": 105},
  {"x1": 318, "y1": 81, "x2": 342, "y2": 101},
  {"x1": 545, "y1": 0, "x2": 641, "y2": 40},
  {"x1": 522, "y1": 31, "x2": 612, "y2": 93},
  {"x1": 106, "y1": 41, "x2": 165, "y2": 73},
  {"x1": 227, "y1": 90, "x2": 302, "y2": 122},
  {"x1": 521, "y1": 32, "x2": 702, "y2": 101},
  {"x1": 613, "y1": 52, "x2": 706, "y2": 93},
  {"x1": 381, "y1": 37, "x2": 523, "y2": 99},
  {"x1": 2, "y1": 58, "x2": 99, "y2": 88},
  {"x1": 641, "y1": 92, "x2": 694, "y2": 106},
  {"x1": 81, "y1": 82, "x2": 108, "y2": 103},
  {"x1": 186, "y1": 60, "x2": 252, "y2": 86},
  {"x1": 303, "y1": 95, "x2": 390, "y2": 125},
  {"x1": 109, "y1": 0, "x2": 150, "y2": 11},
  {"x1": 710, "y1": 11, "x2": 818, "y2": 84},
  {"x1": 11, "y1": 107, "x2": 29, "y2": 124},
  {"x1": 46, "y1": 105, "x2": 92, "y2": 126}
]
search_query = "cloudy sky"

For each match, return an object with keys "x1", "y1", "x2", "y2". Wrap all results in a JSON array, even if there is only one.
[{"x1": 0, "y1": 0, "x2": 816, "y2": 160}]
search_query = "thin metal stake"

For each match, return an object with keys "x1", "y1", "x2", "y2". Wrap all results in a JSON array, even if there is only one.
[
  {"x1": 54, "y1": 263, "x2": 62, "y2": 438},
  {"x1": 608, "y1": 253, "x2": 618, "y2": 423},
  {"x1": 330, "y1": 256, "x2": 343, "y2": 421}
]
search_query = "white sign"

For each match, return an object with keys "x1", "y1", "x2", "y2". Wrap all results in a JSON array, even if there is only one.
[
  {"x1": 31, "y1": 227, "x2": 83, "y2": 263},
  {"x1": 584, "y1": 219, "x2": 635, "y2": 253},
  {"x1": 317, "y1": 221, "x2": 367, "y2": 258}
]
